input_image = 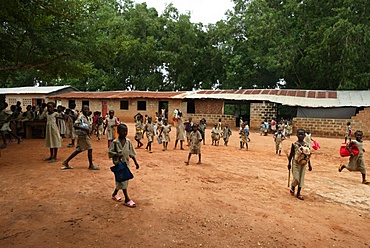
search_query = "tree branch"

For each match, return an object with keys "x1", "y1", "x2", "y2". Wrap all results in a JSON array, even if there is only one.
[{"x1": 0, "y1": 53, "x2": 70, "y2": 71}]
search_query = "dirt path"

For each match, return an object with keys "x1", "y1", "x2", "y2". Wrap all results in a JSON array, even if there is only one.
[{"x1": 1, "y1": 123, "x2": 369, "y2": 247}]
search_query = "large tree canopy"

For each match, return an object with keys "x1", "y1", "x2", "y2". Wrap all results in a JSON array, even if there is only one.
[{"x1": 0, "y1": 0, "x2": 368, "y2": 90}]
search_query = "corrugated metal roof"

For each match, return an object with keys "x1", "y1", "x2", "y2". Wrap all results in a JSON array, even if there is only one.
[
  {"x1": 50, "y1": 91, "x2": 187, "y2": 99},
  {"x1": 186, "y1": 90, "x2": 370, "y2": 107},
  {"x1": 0, "y1": 85, "x2": 76, "y2": 94},
  {"x1": 48, "y1": 89, "x2": 370, "y2": 108}
]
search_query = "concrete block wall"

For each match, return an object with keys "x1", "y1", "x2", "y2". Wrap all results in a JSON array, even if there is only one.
[
  {"x1": 293, "y1": 107, "x2": 370, "y2": 139},
  {"x1": 250, "y1": 102, "x2": 277, "y2": 130}
]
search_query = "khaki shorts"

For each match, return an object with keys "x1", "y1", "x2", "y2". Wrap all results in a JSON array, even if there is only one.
[{"x1": 76, "y1": 135, "x2": 92, "y2": 152}]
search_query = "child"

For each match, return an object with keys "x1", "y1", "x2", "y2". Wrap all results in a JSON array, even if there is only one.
[
  {"x1": 142, "y1": 116, "x2": 154, "y2": 153},
  {"x1": 344, "y1": 122, "x2": 352, "y2": 144},
  {"x1": 96, "y1": 112, "x2": 104, "y2": 141},
  {"x1": 61, "y1": 105, "x2": 99, "y2": 170},
  {"x1": 199, "y1": 118, "x2": 206, "y2": 145},
  {"x1": 158, "y1": 118, "x2": 171, "y2": 151},
  {"x1": 104, "y1": 110, "x2": 120, "y2": 148},
  {"x1": 0, "y1": 102, "x2": 22, "y2": 148},
  {"x1": 41, "y1": 102, "x2": 62, "y2": 162},
  {"x1": 244, "y1": 122, "x2": 251, "y2": 142},
  {"x1": 222, "y1": 124, "x2": 232, "y2": 146},
  {"x1": 274, "y1": 127, "x2": 285, "y2": 156},
  {"x1": 66, "y1": 103, "x2": 78, "y2": 148},
  {"x1": 217, "y1": 118, "x2": 222, "y2": 130},
  {"x1": 285, "y1": 121, "x2": 292, "y2": 139},
  {"x1": 211, "y1": 123, "x2": 221, "y2": 146},
  {"x1": 239, "y1": 123, "x2": 249, "y2": 150},
  {"x1": 109, "y1": 124, "x2": 140, "y2": 207},
  {"x1": 287, "y1": 129, "x2": 312, "y2": 200},
  {"x1": 185, "y1": 122, "x2": 202, "y2": 165},
  {"x1": 259, "y1": 122, "x2": 265, "y2": 136},
  {"x1": 174, "y1": 111, "x2": 185, "y2": 150},
  {"x1": 56, "y1": 105, "x2": 66, "y2": 138},
  {"x1": 134, "y1": 113, "x2": 144, "y2": 148},
  {"x1": 184, "y1": 117, "x2": 193, "y2": 146},
  {"x1": 339, "y1": 130, "x2": 369, "y2": 185}
]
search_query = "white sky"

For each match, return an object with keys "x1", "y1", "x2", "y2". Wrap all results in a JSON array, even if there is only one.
[{"x1": 134, "y1": 0, "x2": 235, "y2": 24}]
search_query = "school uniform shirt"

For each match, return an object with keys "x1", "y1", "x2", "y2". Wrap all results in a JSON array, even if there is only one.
[
  {"x1": 105, "y1": 117, "x2": 119, "y2": 140},
  {"x1": 189, "y1": 130, "x2": 202, "y2": 154},
  {"x1": 75, "y1": 114, "x2": 92, "y2": 152},
  {"x1": 347, "y1": 140, "x2": 365, "y2": 174},
  {"x1": 160, "y1": 124, "x2": 171, "y2": 142},
  {"x1": 144, "y1": 123, "x2": 155, "y2": 142},
  {"x1": 222, "y1": 127, "x2": 232, "y2": 141}
]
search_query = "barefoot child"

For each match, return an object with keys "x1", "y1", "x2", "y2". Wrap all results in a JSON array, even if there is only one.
[
  {"x1": 41, "y1": 102, "x2": 62, "y2": 162},
  {"x1": 104, "y1": 110, "x2": 120, "y2": 148},
  {"x1": 222, "y1": 123, "x2": 232, "y2": 146},
  {"x1": 109, "y1": 124, "x2": 140, "y2": 207},
  {"x1": 185, "y1": 123, "x2": 202, "y2": 165},
  {"x1": 158, "y1": 118, "x2": 171, "y2": 151},
  {"x1": 142, "y1": 116, "x2": 154, "y2": 153},
  {"x1": 274, "y1": 127, "x2": 285, "y2": 155},
  {"x1": 339, "y1": 130, "x2": 369, "y2": 185},
  {"x1": 287, "y1": 129, "x2": 312, "y2": 200},
  {"x1": 174, "y1": 111, "x2": 185, "y2": 150},
  {"x1": 61, "y1": 105, "x2": 99, "y2": 170}
]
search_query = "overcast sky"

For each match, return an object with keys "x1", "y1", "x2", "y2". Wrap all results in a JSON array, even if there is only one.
[{"x1": 134, "y1": 0, "x2": 235, "y2": 24}]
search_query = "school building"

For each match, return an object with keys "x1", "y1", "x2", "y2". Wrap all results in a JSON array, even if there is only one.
[
  {"x1": 0, "y1": 85, "x2": 77, "y2": 107},
  {"x1": 49, "y1": 89, "x2": 370, "y2": 138}
]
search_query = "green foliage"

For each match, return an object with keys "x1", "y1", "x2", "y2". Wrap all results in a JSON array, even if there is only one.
[{"x1": 0, "y1": 0, "x2": 368, "y2": 90}]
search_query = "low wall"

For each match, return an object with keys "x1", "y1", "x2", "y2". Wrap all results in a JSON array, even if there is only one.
[{"x1": 186, "y1": 114, "x2": 235, "y2": 128}]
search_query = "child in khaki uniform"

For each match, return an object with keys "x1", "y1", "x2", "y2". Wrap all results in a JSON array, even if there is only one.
[
  {"x1": 185, "y1": 123, "x2": 202, "y2": 165},
  {"x1": 143, "y1": 116, "x2": 155, "y2": 153}
]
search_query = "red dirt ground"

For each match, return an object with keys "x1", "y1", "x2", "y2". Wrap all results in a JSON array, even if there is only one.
[{"x1": 1, "y1": 123, "x2": 370, "y2": 247}]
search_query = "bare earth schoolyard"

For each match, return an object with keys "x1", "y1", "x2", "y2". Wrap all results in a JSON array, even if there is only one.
[{"x1": 1, "y1": 122, "x2": 370, "y2": 247}]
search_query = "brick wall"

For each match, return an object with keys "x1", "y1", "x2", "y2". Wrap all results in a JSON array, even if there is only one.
[
  {"x1": 292, "y1": 107, "x2": 370, "y2": 138},
  {"x1": 186, "y1": 114, "x2": 235, "y2": 128},
  {"x1": 250, "y1": 102, "x2": 277, "y2": 130},
  {"x1": 195, "y1": 99, "x2": 223, "y2": 115}
]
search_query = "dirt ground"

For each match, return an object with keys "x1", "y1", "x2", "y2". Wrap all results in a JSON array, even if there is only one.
[{"x1": 1, "y1": 122, "x2": 370, "y2": 248}]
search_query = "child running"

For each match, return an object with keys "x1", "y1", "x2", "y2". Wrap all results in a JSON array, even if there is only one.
[
  {"x1": 41, "y1": 102, "x2": 62, "y2": 162},
  {"x1": 222, "y1": 123, "x2": 232, "y2": 146},
  {"x1": 185, "y1": 122, "x2": 202, "y2": 165},
  {"x1": 109, "y1": 124, "x2": 140, "y2": 207},
  {"x1": 158, "y1": 118, "x2": 171, "y2": 151},
  {"x1": 61, "y1": 105, "x2": 99, "y2": 170},
  {"x1": 339, "y1": 130, "x2": 369, "y2": 185},
  {"x1": 142, "y1": 116, "x2": 155, "y2": 153},
  {"x1": 287, "y1": 129, "x2": 312, "y2": 200},
  {"x1": 211, "y1": 123, "x2": 221, "y2": 146},
  {"x1": 104, "y1": 110, "x2": 120, "y2": 148}
]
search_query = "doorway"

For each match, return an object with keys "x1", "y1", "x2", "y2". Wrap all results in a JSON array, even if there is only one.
[{"x1": 158, "y1": 101, "x2": 168, "y2": 119}]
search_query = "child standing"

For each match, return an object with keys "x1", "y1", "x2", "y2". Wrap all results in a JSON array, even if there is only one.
[
  {"x1": 239, "y1": 123, "x2": 249, "y2": 150},
  {"x1": 142, "y1": 116, "x2": 154, "y2": 153},
  {"x1": 96, "y1": 112, "x2": 104, "y2": 141},
  {"x1": 217, "y1": 118, "x2": 222, "y2": 130},
  {"x1": 41, "y1": 102, "x2": 62, "y2": 162},
  {"x1": 211, "y1": 123, "x2": 221, "y2": 146},
  {"x1": 56, "y1": 105, "x2": 66, "y2": 138},
  {"x1": 199, "y1": 118, "x2": 206, "y2": 145},
  {"x1": 339, "y1": 130, "x2": 369, "y2": 185},
  {"x1": 185, "y1": 123, "x2": 202, "y2": 165},
  {"x1": 174, "y1": 111, "x2": 185, "y2": 150},
  {"x1": 222, "y1": 124, "x2": 232, "y2": 146},
  {"x1": 287, "y1": 129, "x2": 312, "y2": 200},
  {"x1": 344, "y1": 122, "x2": 352, "y2": 144},
  {"x1": 184, "y1": 117, "x2": 193, "y2": 146},
  {"x1": 134, "y1": 113, "x2": 144, "y2": 148},
  {"x1": 61, "y1": 105, "x2": 99, "y2": 170},
  {"x1": 274, "y1": 127, "x2": 285, "y2": 156},
  {"x1": 0, "y1": 102, "x2": 22, "y2": 148},
  {"x1": 109, "y1": 124, "x2": 140, "y2": 207},
  {"x1": 304, "y1": 129, "x2": 314, "y2": 150},
  {"x1": 158, "y1": 118, "x2": 171, "y2": 151},
  {"x1": 104, "y1": 110, "x2": 120, "y2": 148}
]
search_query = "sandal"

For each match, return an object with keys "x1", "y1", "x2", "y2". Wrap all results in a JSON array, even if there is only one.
[
  {"x1": 124, "y1": 200, "x2": 136, "y2": 208},
  {"x1": 61, "y1": 162, "x2": 73, "y2": 170},
  {"x1": 112, "y1": 195, "x2": 123, "y2": 202},
  {"x1": 362, "y1": 180, "x2": 370, "y2": 185},
  {"x1": 338, "y1": 164, "x2": 345, "y2": 172},
  {"x1": 297, "y1": 195, "x2": 304, "y2": 200},
  {"x1": 289, "y1": 189, "x2": 295, "y2": 196}
]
